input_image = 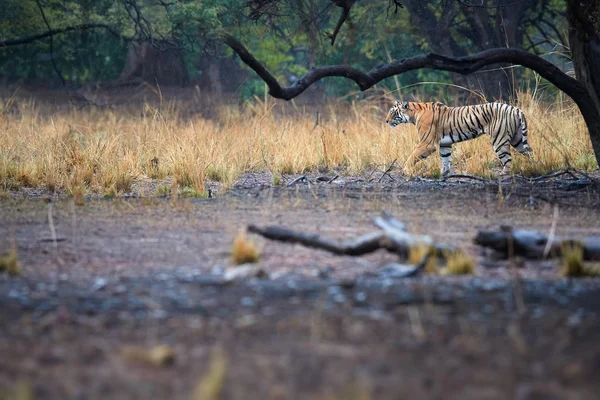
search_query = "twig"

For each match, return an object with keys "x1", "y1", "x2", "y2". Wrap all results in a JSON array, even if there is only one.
[
  {"x1": 543, "y1": 205, "x2": 559, "y2": 258},
  {"x1": 502, "y1": 226, "x2": 526, "y2": 315},
  {"x1": 516, "y1": 169, "x2": 579, "y2": 183},
  {"x1": 443, "y1": 174, "x2": 487, "y2": 182},
  {"x1": 407, "y1": 306, "x2": 426, "y2": 341},
  {"x1": 248, "y1": 225, "x2": 387, "y2": 256},
  {"x1": 47, "y1": 202, "x2": 57, "y2": 251},
  {"x1": 366, "y1": 166, "x2": 379, "y2": 182},
  {"x1": 287, "y1": 175, "x2": 307, "y2": 186},
  {"x1": 378, "y1": 159, "x2": 397, "y2": 183},
  {"x1": 327, "y1": 174, "x2": 339, "y2": 183}
]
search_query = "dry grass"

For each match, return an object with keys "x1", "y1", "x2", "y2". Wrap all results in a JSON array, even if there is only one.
[
  {"x1": 408, "y1": 243, "x2": 439, "y2": 274},
  {"x1": 192, "y1": 346, "x2": 228, "y2": 400},
  {"x1": 0, "y1": 248, "x2": 21, "y2": 276},
  {"x1": 120, "y1": 344, "x2": 176, "y2": 367},
  {"x1": 0, "y1": 91, "x2": 595, "y2": 195},
  {"x1": 442, "y1": 250, "x2": 475, "y2": 275},
  {"x1": 231, "y1": 231, "x2": 260, "y2": 265},
  {"x1": 560, "y1": 241, "x2": 600, "y2": 277}
]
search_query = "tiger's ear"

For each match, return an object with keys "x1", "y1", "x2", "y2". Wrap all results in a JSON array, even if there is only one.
[
  {"x1": 402, "y1": 101, "x2": 409, "y2": 109},
  {"x1": 395, "y1": 100, "x2": 400, "y2": 105}
]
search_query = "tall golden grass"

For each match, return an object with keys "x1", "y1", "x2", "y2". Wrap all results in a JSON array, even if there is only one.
[{"x1": 0, "y1": 90, "x2": 595, "y2": 196}]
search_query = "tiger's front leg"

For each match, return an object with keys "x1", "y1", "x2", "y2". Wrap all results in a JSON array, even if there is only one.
[
  {"x1": 439, "y1": 144, "x2": 452, "y2": 177},
  {"x1": 403, "y1": 142, "x2": 436, "y2": 175}
]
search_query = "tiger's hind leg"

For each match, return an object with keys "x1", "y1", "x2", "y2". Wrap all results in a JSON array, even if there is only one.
[
  {"x1": 511, "y1": 134, "x2": 534, "y2": 158},
  {"x1": 511, "y1": 112, "x2": 533, "y2": 158},
  {"x1": 493, "y1": 140, "x2": 512, "y2": 175},
  {"x1": 439, "y1": 144, "x2": 452, "y2": 177}
]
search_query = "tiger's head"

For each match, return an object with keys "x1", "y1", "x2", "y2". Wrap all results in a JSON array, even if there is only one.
[{"x1": 385, "y1": 100, "x2": 412, "y2": 127}]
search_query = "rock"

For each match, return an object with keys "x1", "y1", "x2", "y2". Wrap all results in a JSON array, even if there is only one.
[
  {"x1": 223, "y1": 265, "x2": 268, "y2": 282},
  {"x1": 241, "y1": 297, "x2": 256, "y2": 307},
  {"x1": 91, "y1": 277, "x2": 108, "y2": 292},
  {"x1": 354, "y1": 291, "x2": 367, "y2": 303},
  {"x1": 311, "y1": 267, "x2": 331, "y2": 279},
  {"x1": 378, "y1": 263, "x2": 422, "y2": 278}
]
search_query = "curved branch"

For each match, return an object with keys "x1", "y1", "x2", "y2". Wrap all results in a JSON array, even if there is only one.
[
  {"x1": 222, "y1": 34, "x2": 589, "y2": 105},
  {"x1": 328, "y1": 3, "x2": 351, "y2": 46},
  {"x1": 222, "y1": 33, "x2": 376, "y2": 99},
  {"x1": 0, "y1": 24, "x2": 126, "y2": 48}
]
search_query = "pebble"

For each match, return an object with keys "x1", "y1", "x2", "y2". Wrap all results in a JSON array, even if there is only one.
[
  {"x1": 333, "y1": 293, "x2": 346, "y2": 303},
  {"x1": 378, "y1": 263, "x2": 421, "y2": 279},
  {"x1": 91, "y1": 278, "x2": 108, "y2": 292},
  {"x1": 354, "y1": 291, "x2": 367, "y2": 303},
  {"x1": 327, "y1": 285, "x2": 341, "y2": 295},
  {"x1": 241, "y1": 297, "x2": 256, "y2": 307}
]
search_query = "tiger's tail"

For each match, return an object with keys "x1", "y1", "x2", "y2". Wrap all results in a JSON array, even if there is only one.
[{"x1": 511, "y1": 110, "x2": 533, "y2": 157}]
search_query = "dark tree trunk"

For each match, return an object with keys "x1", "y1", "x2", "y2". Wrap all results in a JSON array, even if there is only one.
[
  {"x1": 567, "y1": 0, "x2": 600, "y2": 164},
  {"x1": 195, "y1": 53, "x2": 249, "y2": 95},
  {"x1": 119, "y1": 41, "x2": 188, "y2": 86}
]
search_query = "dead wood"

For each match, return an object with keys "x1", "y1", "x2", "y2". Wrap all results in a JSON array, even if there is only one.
[
  {"x1": 474, "y1": 227, "x2": 600, "y2": 260},
  {"x1": 247, "y1": 226, "x2": 391, "y2": 256},
  {"x1": 378, "y1": 159, "x2": 397, "y2": 183},
  {"x1": 442, "y1": 174, "x2": 487, "y2": 182},
  {"x1": 248, "y1": 212, "x2": 454, "y2": 260},
  {"x1": 287, "y1": 175, "x2": 307, "y2": 186}
]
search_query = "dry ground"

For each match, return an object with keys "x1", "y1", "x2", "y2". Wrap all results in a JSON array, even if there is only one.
[{"x1": 1, "y1": 173, "x2": 600, "y2": 399}]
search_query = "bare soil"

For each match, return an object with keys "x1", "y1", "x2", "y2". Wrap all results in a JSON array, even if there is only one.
[{"x1": 1, "y1": 173, "x2": 600, "y2": 400}]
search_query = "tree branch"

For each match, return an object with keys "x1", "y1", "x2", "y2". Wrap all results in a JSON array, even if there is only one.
[
  {"x1": 328, "y1": 1, "x2": 353, "y2": 46},
  {"x1": 222, "y1": 34, "x2": 590, "y2": 106},
  {"x1": 0, "y1": 24, "x2": 126, "y2": 48}
]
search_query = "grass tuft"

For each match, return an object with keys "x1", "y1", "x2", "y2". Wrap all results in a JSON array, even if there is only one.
[
  {"x1": 192, "y1": 346, "x2": 228, "y2": 400},
  {"x1": 155, "y1": 184, "x2": 171, "y2": 197},
  {"x1": 121, "y1": 344, "x2": 176, "y2": 367},
  {"x1": 408, "y1": 243, "x2": 438, "y2": 274},
  {"x1": 231, "y1": 231, "x2": 260, "y2": 265},
  {"x1": 442, "y1": 250, "x2": 475, "y2": 275},
  {"x1": 0, "y1": 248, "x2": 21, "y2": 276},
  {"x1": 561, "y1": 241, "x2": 600, "y2": 277}
]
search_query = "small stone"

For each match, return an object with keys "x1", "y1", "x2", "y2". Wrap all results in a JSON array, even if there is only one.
[
  {"x1": 91, "y1": 277, "x2": 107, "y2": 292},
  {"x1": 333, "y1": 293, "x2": 346, "y2": 303},
  {"x1": 156, "y1": 272, "x2": 169, "y2": 282},
  {"x1": 379, "y1": 263, "x2": 422, "y2": 278},
  {"x1": 113, "y1": 284, "x2": 127, "y2": 295},
  {"x1": 354, "y1": 291, "x2": 367, "y2": 303},
  {"x1": 224, "y1": 265, "x2": 268, "y2": 282},
  {"x1": 241, "y1": 297, "x2": 256, "y2": 307},
  {"x1": 327, "y1": 286, "x2": 341, "y2": 295}
]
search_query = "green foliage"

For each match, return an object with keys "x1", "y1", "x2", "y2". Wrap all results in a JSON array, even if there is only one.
[{"x1": 0, "y1": 0, "x2": 568, "y2": 101}]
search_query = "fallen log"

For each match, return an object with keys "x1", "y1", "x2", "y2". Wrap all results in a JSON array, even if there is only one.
[
  {"x1": 247, "y1": 226, "x2": 390, "y2": 256},
  {"x1": 474, "y1": 226, "x2": 600, "y2": 261},
  {"x1": 247, "y1": 212, "x2": 455, "y2": 259}
]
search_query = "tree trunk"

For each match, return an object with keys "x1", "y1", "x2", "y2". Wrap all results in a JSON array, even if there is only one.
[
  {"x1": 567, "y1": 0, "x2": 600, "y2": 164},
  {"x1": 119, "y1": 41, "x2": 188, "y2": 86}
]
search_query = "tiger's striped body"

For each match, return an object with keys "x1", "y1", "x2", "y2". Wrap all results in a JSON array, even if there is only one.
[{"x1": 385, "y1": 101, "x2": 533, "y2": 176}]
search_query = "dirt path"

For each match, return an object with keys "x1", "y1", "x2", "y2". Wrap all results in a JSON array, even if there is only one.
[{"x1": 1, "y1": 175, "x2": 600, "y2": 399}]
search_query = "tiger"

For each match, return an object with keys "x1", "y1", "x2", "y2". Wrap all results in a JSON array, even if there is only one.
[{"x1": 385, "y1": 100, "x2": 533, "y2": 177}]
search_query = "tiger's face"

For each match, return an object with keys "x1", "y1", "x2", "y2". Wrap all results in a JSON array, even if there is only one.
[{"x1": 386, "y1": 100, "x2": 412, "y2": 127}]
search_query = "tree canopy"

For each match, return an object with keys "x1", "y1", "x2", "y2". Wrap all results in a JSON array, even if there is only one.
[{"x1": 0, "y1": 0, "x2": 568, "y2": 101}]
